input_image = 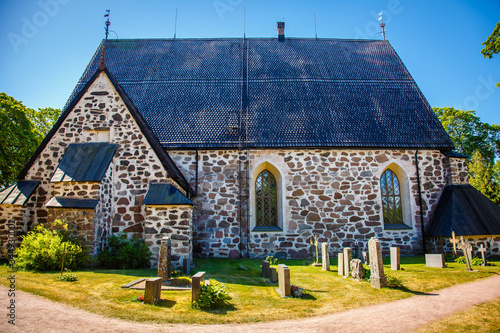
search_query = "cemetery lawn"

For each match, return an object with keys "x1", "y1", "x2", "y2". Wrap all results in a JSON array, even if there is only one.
[{"x1": 1, "y1": 256, "x2": 499, "y2": 325}]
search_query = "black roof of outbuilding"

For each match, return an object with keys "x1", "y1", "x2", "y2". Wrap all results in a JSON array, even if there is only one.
[
  {"x1": 143, "y1": 183, "x2": 193, "y2": 206},
  {"x1": 426, "y1": 184, "x2": 500, "y2": 237},
  {"x1": 68, "y1": 38, "x2": 453, "y2": 149},
  {"x1": 0, "y1": 181, "x2": 40, "y2": 205},
  {"x1": 46, "y1": 197, "x2": 99, "y2": 209}
]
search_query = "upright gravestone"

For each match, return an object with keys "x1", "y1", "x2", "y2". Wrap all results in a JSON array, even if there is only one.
[
  {"x1": 368, "y1": 237, "x2": 387, "y2": 289},
  {"x1": 276, "y1": 264, "x2": 291, "y2": 297},
  {"x1": 338, "y1": 252, "x2": 344, "y2": 276},
  {"x1": 191, "y1": 271, "x2": 206, "y2": 303},
  {"x1": 269, "y1": 267, "x2": 278, "y2": 283},
  {"x1": 312, "y1": 236, "x2": 322, "y2": 267},
  {"x1": 390, "y1": 247, "x2": 400, "y2": 271},
  {"x1": 449, "y1": 231, "x2": 460, "y2": 258},
  {"x1": 459, "y1": 237, "x2": 473, "y2": 271},
  {"x1": 350, "y1": 259, "x2": 366, "y2": 280},
  {"x1": 157, "y1": 236, "x2": 172, "y2": 282},
  {"x1": 262, "y1": 260, "x2": 270, "y2": 278},
  {"x1": 478, "y1": 244, "x2": 487, "y2": 267},
  {"x1": 425, "y1": 254, "x2": 445, "y2": 268},
  {"x1": 144, "y1": 277, "x2": 162, "y2": 305},
  {"x1": 343, "y1": 247, "x2": 352, "y2": 278},
  {"x1": 362, "y1": 251, "x2": 369, "y2": 265},
  {"x1": 322, "y1": 242, "x2": 330, "y2": 271}
]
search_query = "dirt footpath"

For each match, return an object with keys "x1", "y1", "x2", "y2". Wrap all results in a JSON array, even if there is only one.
[{"x1": 2, "y1": 274, "x2": 500, "y2": 333}]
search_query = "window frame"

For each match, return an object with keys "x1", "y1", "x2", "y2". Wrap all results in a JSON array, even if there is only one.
[{"x1": 379, "y1": 164, "x2": 412, "y2": 230}]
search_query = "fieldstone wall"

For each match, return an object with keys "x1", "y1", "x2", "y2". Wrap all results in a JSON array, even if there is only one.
[
  {"x1": 426, "y1": 236, "x2": 500, "y2": 258},
  {"x1": 4, "y1": 71, "x2": 186, "y2": 257},
  {"x1": 46, "y1": 208, "x2": 95, "y2": 250},
  {"x1": 144, "y1": 205, "x2": 193, "y2": 268},
  {"x1": 170, "y1": 149, "x2": 451, "y2": 258},
  {"x1": 443, "y1": 156, "x2": 468, "y2": 185},
  {"x1": 0, "y1": 206, "x2": 25, "y2": 258}
]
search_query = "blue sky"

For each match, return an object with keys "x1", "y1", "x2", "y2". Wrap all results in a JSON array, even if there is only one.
[{"x1": 0, "y1": 0, "x2": 499, "y2": 125}]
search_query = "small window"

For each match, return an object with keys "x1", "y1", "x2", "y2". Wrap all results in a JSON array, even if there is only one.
[
  {"x1": 380, "y1": 169, "x2": 403, "y2": 225},
  {"x1": 255, "y1": 169, "x2": 278, "y2": 227}
]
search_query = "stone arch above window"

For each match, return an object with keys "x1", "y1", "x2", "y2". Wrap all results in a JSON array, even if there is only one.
[
  {"x1": 250, "y1": 162, "x2": 283, "y2": 232},
  {"x1": 380, "y1": 163, "x2": 412, "y2": 230}
]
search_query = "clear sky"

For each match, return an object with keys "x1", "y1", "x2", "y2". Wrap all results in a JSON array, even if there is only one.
[{"x1": 1, "y1": 0, "x2": 499, "y2": 125}]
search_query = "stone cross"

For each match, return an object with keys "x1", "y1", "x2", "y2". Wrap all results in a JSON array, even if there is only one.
[
  {"x1": 144, "y1": 277, "x2": 162, "y2": 305},
  {"x1": 157, "y1": 236, "x2": 172, "y2": 282},
  {"x1": 478, "y1": 244, "x2": 487, "y2": 267},
  {"x1": 368, "y1": 237, "x2": 387, "y2": 289},
  {"x1": 277, "y1": 264, "x2": 291, "y2": 297},
  {"x1": 322, "y1": 242, "x2": 330, "y2": 271},
  {"x1": 191, "y1": 271, "x2": 206, "y2": 303},
  {"x1": 343, "y1": 247, "x2": 352, "y2": 278},
  {"x1": 338, "y1": 252, "x2": 344, "y2": 276},
  {"x1": 459, "y1": 236, "x2": 472, "y2": 271},
  {"x1": 390, "y1": 247, "x2": 400, "y2": 271},
  {"x1": 449, "y1": 231, "x2": 460, "y2": 258},
  {"x1": 262, "y1": 260, "x2": 270, "y2": 278}
]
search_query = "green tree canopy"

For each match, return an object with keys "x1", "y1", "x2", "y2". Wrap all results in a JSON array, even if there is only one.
[
  {"x1": 481, "y1": 21, "x2": 500, "y2": 59},
  {"x1": 0, "y1": 93, "x2": 61, "y2": 188},
  {"x1": 468, "y1": 151, "x2": 500, "y2": 206},
  {"x1": 433, "y1": 107, "x2": 500, "y2": 164}
]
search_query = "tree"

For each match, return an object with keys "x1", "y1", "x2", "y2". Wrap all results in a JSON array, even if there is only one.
[
  {"x1": 0, "y1": 93, "x2": 61, "y2": 188},
  {"x1": 433, "y1": 107, "x2": 500, "y2": 205},
  {"x1": 433, "y1": 107, "x2": 500, "y2": 164},
  {"x1": 481, "y1": 21, "x2": 500, "y2": 87},
  {"x1": 468, "y1": 151, "x2": 500, "y2": 205}
]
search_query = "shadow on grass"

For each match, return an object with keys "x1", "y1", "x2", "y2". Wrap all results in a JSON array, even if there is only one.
[
  {"x1": 301, "y1": 292, "x2": 317, "y2": 300},
  {"x1": 391, "y1": 285, "x2": 439, "y2": 296},
  {"x1": 156, "y1": 299, "x2": 177, "y2": 308},
  {"x1": 197, "y1": 303, "x2": 238, "y2": 315}
]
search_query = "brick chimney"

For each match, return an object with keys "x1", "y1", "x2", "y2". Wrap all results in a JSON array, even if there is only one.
[{"x1": 277, "y1": 22, "x2": 285, "y2": 41}]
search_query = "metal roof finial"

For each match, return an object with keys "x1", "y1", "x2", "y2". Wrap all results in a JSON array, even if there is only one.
[
  {"x1": 378, "y1": 12, "x2": 386, "y2": 40},
  {"x1": 104, "y1": 10, "x2": 111, "y2": 40}
]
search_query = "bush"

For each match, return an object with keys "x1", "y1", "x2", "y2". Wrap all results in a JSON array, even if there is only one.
[
  {"x1": 386, "y1": 274, "x2": 404, "y2": 288},
  {"x1": 15, "y1": 223, "x2": 89, "y2": 271},
  {"x1": 192, "y1": 283, "x2": 232, "y2": 309},
  {"x1": 266, "y1": 255, "x2": 279, "y2": 266},
  {"x1": 96, "y1": 234, "x2": 152, "y2": 269},
  {"x1": 455, "y1": 256, "x2": 483, "y2": 266},
  {"x1": 57, "y1": 269, "x2": 78, "y2": 282}
]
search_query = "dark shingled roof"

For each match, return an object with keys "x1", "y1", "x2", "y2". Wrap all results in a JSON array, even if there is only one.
[
  {"x1": 143, "y1": 183, "x2": 193, "y2": 206},
  {"x1": 0, "y1": 181, "x2": 40, "y2": 205},
  {"x1": 426, "y1": 184, "x2": 500, "y2": 237},
  {"x1": 67, "y1": 38, "x2": 453, "y2": 149},
  {"x1": 51, "y1": 143, "x2": 118, "y2": 182},
  {"x1": 46, "y1": 197, "x2": 99, "y2": 209}
]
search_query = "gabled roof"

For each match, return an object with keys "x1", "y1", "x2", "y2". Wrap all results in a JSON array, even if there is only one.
[
  {"x1": 18, "y1": 67, "x2": 194, "y2": 196},
  {"x1": 0, "y1": 181, "x2": 40, "y2": 205},
  {"x1": 426, "y1": 184, "x2": 500, "y2": 237},
  {"x1": 51, "y1": 143, "x2": 117, "y2": 182},
  {"x1": 67, "y1": 38, "x2": 453, "y2": 149},
  {"x1": 143, "y1": 183, "x2": 193, "y2": 206}
]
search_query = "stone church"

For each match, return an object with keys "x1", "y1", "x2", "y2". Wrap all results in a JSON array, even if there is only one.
[{"x1": 2, "y1": 24, "x2": 499, "y2": 267}]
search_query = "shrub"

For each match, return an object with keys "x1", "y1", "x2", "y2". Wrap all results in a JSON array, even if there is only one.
[
  {"x1": 455, "y1": 256, "x2": 483, "y2": 266},
  {"x1": 386, "y1": 274, "x2": 404, "y2": 288},
  {"x1": 266, "y1": 255, "x2": 279, "y2": 266},
  {"x1": 15, "y1": 223, "x2": 89, "y2": 271},
  {"x1": 192, "y1": 283, "x2": 232, "y2": 309},
  {"x1": 96, "y1": 234, "x2": 152, "y2": 269},
  {"x1": 57, "y1": 269, "x2": 78, "y2": 282}
]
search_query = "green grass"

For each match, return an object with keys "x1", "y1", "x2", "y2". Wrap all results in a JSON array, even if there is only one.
[{"x1": 1, "y1": 256, "x2": 499, "y2": 325}]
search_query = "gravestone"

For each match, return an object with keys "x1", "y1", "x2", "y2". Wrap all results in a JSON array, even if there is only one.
[
  {"x1": 269, "y1": 267, "x2": 278, "y2": 283},
  {"x1": 338, "y1": 253, "x2": 344, "y2": 276},
  {"x1": 183, "y1": 258, "x2": 191, "y2": 275},
  {"x1": 276, "y1": 264, "x2": 291, "y2": 297},
  {"x1": 362, "y1": 251, "x2": 369, "y2": 265},
  {"x1": 478, "y1": 244, "x2": 487, "y2": 267},
  {"x1": 262, "y1": 260, "x2": 270, "y2": 278},
  {"x1": 459, "y1": 237, "x2": 473, "y2": 271},
  {"x1": 191, "y1": 271, "x2": 206, "y2": 303},
  {"x1": 390, "y1": 247, "x2": 400, "y2": 271},
  {"x1": 368, "y1": 237, "x2": 387, "y2": 289},
  {"x1": 144, "y1": 277, "x2": 162, "y2": 305},
  {"x1": 425, "y1": 254, "x2": 445, "y2": 268},
  {"x1": 343, "y1": 247, "x2": 352, "y2": 278},
  {"x1": 312, "y1": 236, "x2": 322, "y2": 267},
  {"x1": 157, "y1": 236, "x2": 172, "y2": 282},
  {"x1": 350, "y1": 259, "x2": 366, "y2": 280},
  {"x1": 322, "y1": 242, "x2": 330, "y2": 271},
  {"x1": 449, "y1": 231, "x2": 459, "y2": 258},
  {"x1": 309, "y1": 236, "x2": 314, "y2": 263}
]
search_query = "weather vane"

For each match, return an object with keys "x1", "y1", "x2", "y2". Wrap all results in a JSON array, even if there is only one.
[
  {"x1": 378, "y1": 12, "x2": 386, "y2": 40},
  {"x1": 104, "y1": 10, "x2": 111, "y2": 40}
]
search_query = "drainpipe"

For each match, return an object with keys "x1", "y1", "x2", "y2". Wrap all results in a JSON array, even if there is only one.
[
  {"x1": 195, "y1": 149, "x2": 199, "y2": 196},
  {"x1": 415, "y1": 150, "x2": 426, "y2": 254}
]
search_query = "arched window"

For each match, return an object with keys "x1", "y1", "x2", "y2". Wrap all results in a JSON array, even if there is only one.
[
  {"x1": 255, "y1": 169, "x2": 278, "y2": 227},
  {"x1": 380, "y1": 169, "x2": 403, "y2": 225}
]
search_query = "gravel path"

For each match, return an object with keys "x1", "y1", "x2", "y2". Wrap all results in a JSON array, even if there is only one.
[{"x1": 2, "y1": 274, "x2": 500, "y2": 332}]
